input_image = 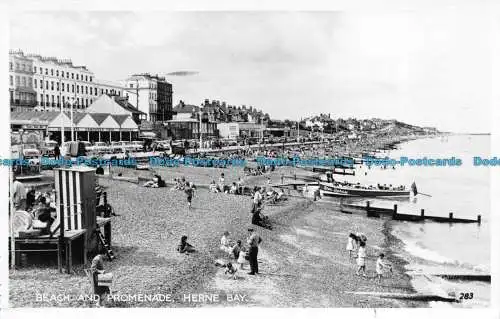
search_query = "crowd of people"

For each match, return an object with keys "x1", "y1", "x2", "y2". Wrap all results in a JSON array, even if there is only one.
[{"x1": 11, "y1": 177, "x2": 58, "y2": 236}]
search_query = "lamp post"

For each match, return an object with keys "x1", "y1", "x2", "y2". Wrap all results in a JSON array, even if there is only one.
[
  {"x1": 297, "y1": 119, "x2": 300, "y2": 143},
  {"x1": 199, "y1": 110, "x2": 203, "y2": 150},
  {"x1": 60, "y1": 96, "x2": 65, "y2": 147},
  {"x1": 70, "y1": 97, "x2": 75, "y2": 141}
]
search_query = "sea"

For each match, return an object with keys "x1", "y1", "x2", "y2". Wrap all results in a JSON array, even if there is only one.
[{"x1": 340, "y1": 134, "x2": 491, "y2": 308}]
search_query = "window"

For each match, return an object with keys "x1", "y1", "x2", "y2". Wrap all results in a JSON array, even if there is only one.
[
  {"x1": 33, "y1": 66, "x2": 37, "y2": 73},
  {"x1": 105, "y1": 89, "x2": 108, "y2": 94},
  {"x1": 9, "y1": 62, "x2": 13, "y2": 70},
  {"x1": 15, "y1": 76, "x2": 19, "y2": 86},
  {"x1": 56, "y1": 82, "x2": 59, "y2": 91},
  {"x1": 34, "y1": 79, "x2": 37, "y2": 88},
  {"x1": 45, "y1": 68, "x2": 48, "y2": 75},
  {"x1": 51, "y1": 69, "x2": 54, "y2": 76},
  {"x1": 86, "y1": 99, "x2": 88, "y2": 107},
  {"x1": 9, "y1": 75, "x2": 13, "y2": 86},
  {"x1": 56, "y1": 70, "x2": 59, "y2": 76},
  {"x1": 71, "y1": 73, "x2": 74, "y2": 79},
  {"x1": 57, "y1": 96, "x2": 60, "y2": 106},
  {"x1": 62, "y1": 96, "x2": 65, "y2": 105},
  {"x1": 72, "y1": 84, "x2": 74, "y2": 93},
  {"x1": 94, "y1": 87, "x2": 97, "y2": 95},
  {"x1": 66, "y1": 72, "x2": 69, "y2": 78},
  {"x1": 40, "y1": 94, "x2": 43, "y2": 103},
  {"x1": 76, "y1": 74, "x2": 79, "y2": 80},
  {"x1": 129, "y1": 83, "x2": 133, "y2": 88},
  {"x1": 62, "y1": 83, "x2": 64, "y2": 92},
  {"x1": 85, "y1": 86, "x2": 88, "y2": 94},
  {"x1": 85, "y1": 75, "x2": 88, "y2": 81},
  {"x1": 101, "y1": 89, "x2": 103, "y2": 94},
  {"x1": 51, "y1": 95, "x2": 54, "y2": 104},
  {"x1": 46, "y1": 81, "x2": 49, "y2": 90},
  {"x1": 77, "y1": 85, "x2": 79, "y2": 93},
  {"x1": 61, "y1": 71, "x2": 64, "y2": 78},
  {"x1": 89, "y1": 76, "x2": 92, "y2": 82},
  {"x1": 46, "y1": 94, "x2": 49, "y2": 104},
  {"x1": 51, "y1": 81, "x2": 54, "y2": 90}
]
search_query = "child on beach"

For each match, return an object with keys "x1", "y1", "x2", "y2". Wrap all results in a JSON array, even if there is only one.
[
  {"x1": 220, "y1": 231, "x2": 233, "y2": 255},
  {"x1": 224, "y1": 262, "x2": 238, "y2": 280},
  {"x1": 237, "y1": 246, "x2": 248, "y2": 269},
  {"x1": 177, "y1": 235, "x2": 195, "y2": 254},
  {"x1": 346, "y1": 233, "x2": 357, "y2": 258},
  {"x1": 376, "y1": 253, "x2": 392, "y2": 282},
  {"x1": 185, "y1": 183, "x2": 195, "y2": 209},
  {"x1": 219, "y1": 173, "x2": 225, "y2": 192},
  {"x1": 209, "y1": 180, "x2": 219, "y2": 193},
  {"x1": 231, "y1": 240, "x2": 242, "y2": 259},
  {"x1": 356, "y1": 241, "x2": 367, "y2": 277}
]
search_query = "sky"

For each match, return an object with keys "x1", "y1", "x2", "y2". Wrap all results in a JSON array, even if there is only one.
[{"x1": 9, "y1": 8, "x2": 493, "y2": 133}]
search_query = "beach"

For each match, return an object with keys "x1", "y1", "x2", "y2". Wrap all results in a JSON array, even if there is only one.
[{"x1": 9, "y1": 161, "x2": 425, "y2": 307}]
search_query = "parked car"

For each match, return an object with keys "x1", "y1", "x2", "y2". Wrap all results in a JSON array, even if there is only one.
[{"x1": 40, "y1": 140, "x2": 59, "y2": 157}]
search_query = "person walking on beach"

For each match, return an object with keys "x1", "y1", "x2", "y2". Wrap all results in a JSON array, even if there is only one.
[
  {"x1": 219, "y1": 173, "x2": 225, "y2": 192},
  {"x1": 185, "y1": 182, "x2": 194, "y2": 209},
  {"x1": 376, "y1": 253, "x2": 392, "y2": 282},
  {"x1": 356, "y1": 241, "x2": 367, "y2": 277},
  {"x1": 346, "y1": 233, "x2": 357, "y2": 259},
  {"x1": 246, "y1": 228, "x2": 262, "y2": 275},
  {"x1": 252, "y1": 187, "x2": 263, "y2": 215},
  {"x1": 54, "y1": 144, "x2": 61, "y2": 160}
]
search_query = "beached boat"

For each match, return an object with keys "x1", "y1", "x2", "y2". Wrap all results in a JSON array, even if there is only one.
[{"x1": 319, "y1": 182, "x2": 410, "y2": 198}]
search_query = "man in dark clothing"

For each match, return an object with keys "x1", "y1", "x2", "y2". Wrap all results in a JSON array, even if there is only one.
[
  {"x1": 246, "y1": 228, "x2": 262, "y2": 275},
  {"x1": 54, "y1": 145, "x2": 60, "y2": 160}
]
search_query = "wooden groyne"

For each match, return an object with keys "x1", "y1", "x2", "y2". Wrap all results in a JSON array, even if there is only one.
[
  {"x1": 341, "y1": 202, "x2": 482, "y2": 224},
  {"x1": 434, "y1": 274, "x2": 491, "y2": 283}
]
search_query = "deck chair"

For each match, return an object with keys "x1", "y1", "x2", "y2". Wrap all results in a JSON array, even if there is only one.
[{"x1": 49, "y1": 216, "x2": 60, "y2": 237}]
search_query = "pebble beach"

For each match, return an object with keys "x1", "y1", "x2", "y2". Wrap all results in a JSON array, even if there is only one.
[{"x1": 9, "y1": 159, "x2": 426, "y2": 307}]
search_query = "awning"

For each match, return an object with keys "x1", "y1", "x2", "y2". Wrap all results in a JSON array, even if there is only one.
[{"x1": 139, "y1": 132, "x2": 157, "y2": 138}]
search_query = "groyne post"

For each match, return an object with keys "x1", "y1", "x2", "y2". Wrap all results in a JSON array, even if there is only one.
[
  {"x1": 103, "y1": 192, "x2": 109, "y2": 217},
  {"x1": 420, "y1": 209, "x2": 425, "y2": 220},
  {"x1": 449, "y1": 212, "x2": 453, "y2": 221},
  {"x1": 477, "y1": 214, "x2": 481, "y2": 224},
  {"x1": 392, "y1": 204, "x2": 398, "y2": 220},
  {"x1": 366, "y1": 201, "x2": 370, "y2": 217}
]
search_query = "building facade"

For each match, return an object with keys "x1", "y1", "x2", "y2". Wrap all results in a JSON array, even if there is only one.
[
  {"x1": 9, "y1": 50, "x2": 37, "y2": 111},
  {"x1": 123, "y1": 74, "x2": 173, "y2": 123},
  {"x1": 26, "y1": 52, "x2": 96, "y2": 112}
]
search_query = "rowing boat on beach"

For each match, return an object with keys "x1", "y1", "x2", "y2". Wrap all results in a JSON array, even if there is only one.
[{"x1": 319, "y1": 182, "x2": 410, "y2": 198}]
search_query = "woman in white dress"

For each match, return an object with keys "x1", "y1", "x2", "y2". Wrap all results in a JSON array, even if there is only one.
[
  {"x1": 356, "y1": 241, "x2": 367, "y2": 276},
  {"x1": 346, "y1": 233, "x2": 357, "y2": 258}
]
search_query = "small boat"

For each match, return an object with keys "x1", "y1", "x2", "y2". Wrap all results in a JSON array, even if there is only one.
[{"x1": 319, "y1": 182, "x2": 410, "y2": 198}]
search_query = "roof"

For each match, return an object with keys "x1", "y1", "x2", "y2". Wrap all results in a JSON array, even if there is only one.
[
  {"x1": 113, "y1": 97, "x2": 145, "y2": 115},
  {"x1": 11, "y1": 111, "x2": 60, "y2": 122},
  {"x1": 89, "y1": 113, "x2": 110, "y2": 125},
  {"x1": 111, "y1": 114, "x2": 129, "y2": 125},
  {"x1": 173, "y1": 102, "x2": 200, "y2": 113},
  {"x1": 86, "y1": 94, "x2": 141, "y2": 115},
  {"x1": 64, "y1": 112, "x2": 87, "y2": 124}
]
